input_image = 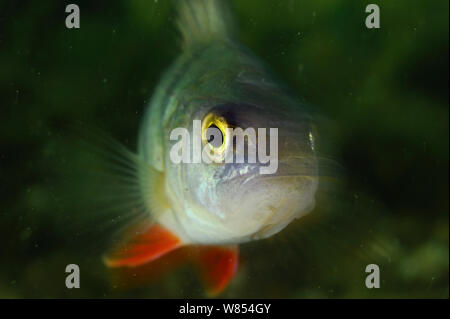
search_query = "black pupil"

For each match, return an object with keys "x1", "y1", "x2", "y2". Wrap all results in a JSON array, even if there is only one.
[{"x1": 206, "y1": 124, "x2": 223, "y2": 148}]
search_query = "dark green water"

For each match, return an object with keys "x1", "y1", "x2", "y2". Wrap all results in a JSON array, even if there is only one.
[{"x1": 0, "y1": 0, "x2": 448, "y2": 298}]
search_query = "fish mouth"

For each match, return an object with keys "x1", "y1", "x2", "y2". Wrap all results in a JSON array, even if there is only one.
[
  {"x1": 215, "y1": 155, "x2": 320, "y2": 208},
  {"x1": 215, "y1": 154, "x2": 319, "y2": 187},
  {"x1": 212, "y1": 156, "x2": 319, "y2": 242}
]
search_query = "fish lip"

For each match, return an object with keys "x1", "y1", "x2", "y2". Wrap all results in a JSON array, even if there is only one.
[{"x1": 215, "y1": 156, "x2": 319, "y2": 190}]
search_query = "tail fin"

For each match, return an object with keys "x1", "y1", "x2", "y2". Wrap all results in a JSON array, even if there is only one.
[{"x1": 176, "y1": 0, "x2": 234, "y2": 48}]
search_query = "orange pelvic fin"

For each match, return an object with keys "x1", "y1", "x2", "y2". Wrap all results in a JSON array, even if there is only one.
[
  {"x1": 194, "y1": 245, "x2": 239, "y2": 296},
  {"x1": 103, "y1": 223, "x2": 182, "y2": 268},
  {"x1": 103, "y1": 223, "x2": 239, "y2": 295}
]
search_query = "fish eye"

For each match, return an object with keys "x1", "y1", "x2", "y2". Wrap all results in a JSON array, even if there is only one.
[
  {"x1": 206, "y1": 124, "x2": 223, "y2": 148},
  {"x1": 202, "y1": 113, "x2": 228, "y2": 156}
]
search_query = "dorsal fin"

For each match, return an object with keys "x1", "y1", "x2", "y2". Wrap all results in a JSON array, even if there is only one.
[{"x1": 176, "y1": 0, "x2": 234, "y2": 48}]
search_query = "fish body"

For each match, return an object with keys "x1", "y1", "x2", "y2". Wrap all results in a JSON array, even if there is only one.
[{"x1": 104, "y1": 0, "x2": 319, "y2": 295}]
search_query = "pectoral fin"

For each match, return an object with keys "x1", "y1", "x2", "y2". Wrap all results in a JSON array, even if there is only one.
[{"x1": 103, "y1": 224, "x2": 182, "y2": 268}]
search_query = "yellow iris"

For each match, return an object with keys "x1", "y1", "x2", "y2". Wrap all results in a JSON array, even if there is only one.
[{"x1": 201, "y1": 113, "x2": 228, "y2": 156}]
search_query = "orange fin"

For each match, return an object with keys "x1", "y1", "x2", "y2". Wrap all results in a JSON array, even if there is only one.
[
  {"x1": 194, "y1": 245, "x2": 239, "y2": 296},
  {"x1": 108, "y1": 246, "x2": 189, "y2": 290},
  {"x1": 103, "y1": 224, "x2": 182, "y2": 268}
]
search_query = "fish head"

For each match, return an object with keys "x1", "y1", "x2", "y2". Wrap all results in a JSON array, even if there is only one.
[{"x1": 164, "y1": 92, "x2": 319, "y2": 244}]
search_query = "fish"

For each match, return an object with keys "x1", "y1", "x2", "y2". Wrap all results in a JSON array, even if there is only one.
[{"x1": 100, "y1": 0, "x2": 320, "y2": 296}]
